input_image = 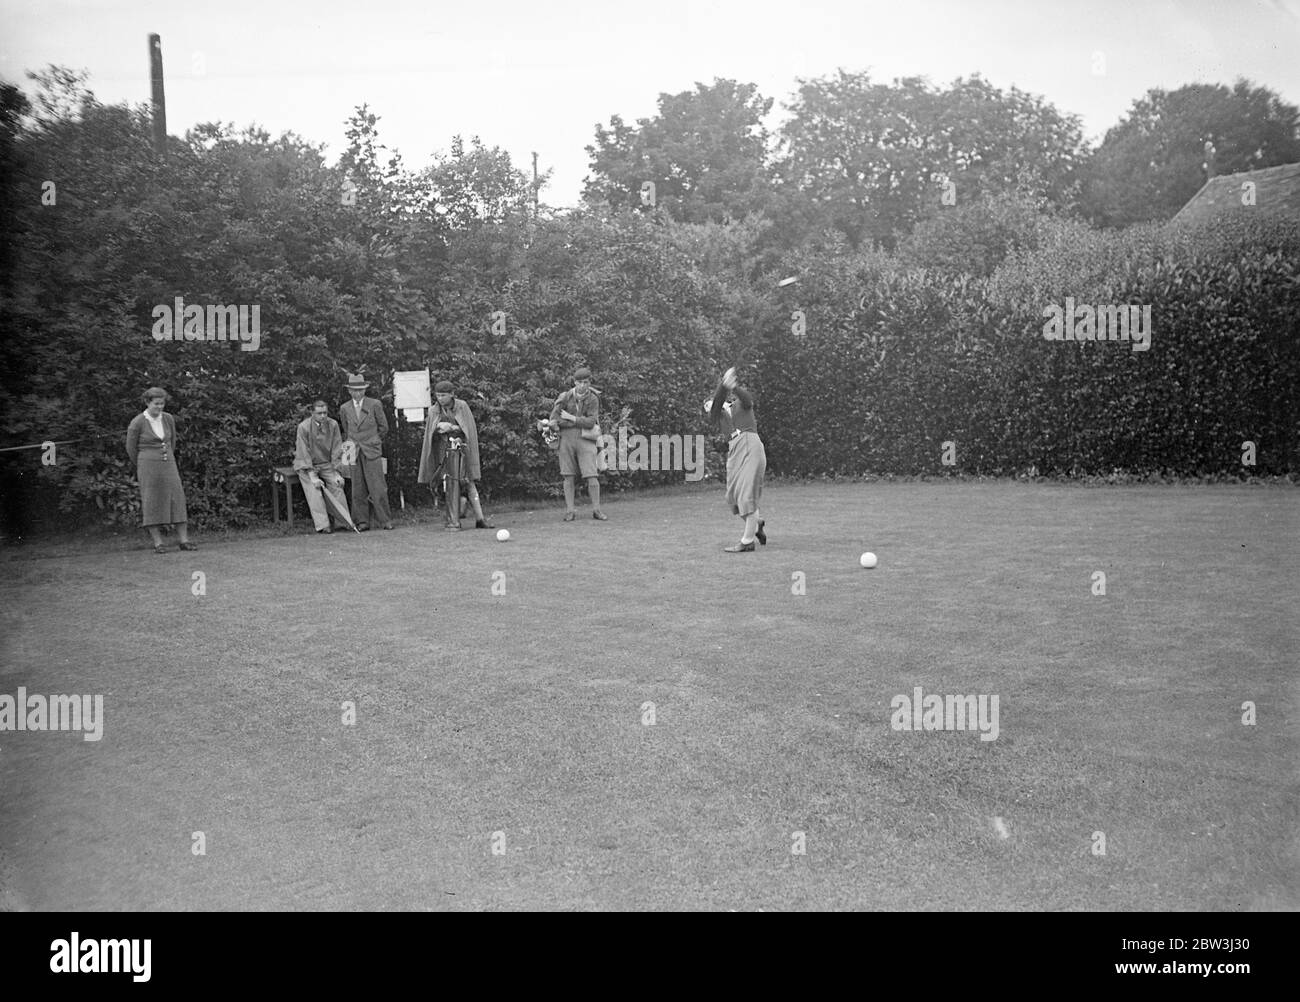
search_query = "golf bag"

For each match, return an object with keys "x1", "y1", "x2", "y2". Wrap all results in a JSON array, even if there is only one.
[{"x1": 434, "y1": 434, "x2": 469, "y2": 523}]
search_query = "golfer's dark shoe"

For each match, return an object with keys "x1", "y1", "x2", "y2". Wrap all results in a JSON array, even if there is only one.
[
  {"x1": 383, "y1": 522, "x2": 394, "y2": 530},
  {"x1": 563, "y1": 512, "x2": 577, "y2": 522},
  {"x1": 475, "y1": 518, "x2": 494, "y2": 529},
  {"x1": 724, "y1": 541, "x2": 756, "y2": 553},
  {"x1": 179, "y1": 541, "x2": 198, "y2": 551},
  {"x1": 592, "y1": 511, "x2": 608, "y2": 521},
  {"x1": 357, "y1": 523, "x2": 370, "y2": 532},
  {"x1": 756, "y1": 520, "x2": 766, "y2": 545},
  {"x1": 445, "y1": 523, "x2": 463, "y2": 531},
  {"x1": 152, "y1": 544, "x2": 170, "y2": 554}
]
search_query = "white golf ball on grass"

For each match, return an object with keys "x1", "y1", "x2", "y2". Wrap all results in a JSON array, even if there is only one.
[
  {"x1": 496, "y1": 529, "x2": 510, "y2": 542},
  {"x1": 860, "y1": 552, "x2": 877, "y2": 569}
]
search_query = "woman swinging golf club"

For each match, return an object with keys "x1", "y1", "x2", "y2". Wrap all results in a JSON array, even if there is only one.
[{"x1": 707, "y1": 366, "x2": 767, "y2": 552}]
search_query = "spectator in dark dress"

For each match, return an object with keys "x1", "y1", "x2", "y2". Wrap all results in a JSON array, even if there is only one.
[{"x1": 125, "y1": 387, "x2": 195, "y2": 554}]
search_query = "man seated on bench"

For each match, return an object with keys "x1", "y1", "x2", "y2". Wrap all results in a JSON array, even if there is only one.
[{"x1": 293, "y1": 400, "x2": 350, "y2": 534}]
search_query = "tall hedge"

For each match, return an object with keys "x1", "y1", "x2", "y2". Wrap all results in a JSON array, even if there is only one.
[{"x1": 755, "y1": 213, "x2": 1299, "y2": 477}]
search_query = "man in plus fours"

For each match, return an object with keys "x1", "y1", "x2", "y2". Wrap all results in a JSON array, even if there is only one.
[
  {"x1": 338, "y1": 373, "x2": 394, "y2": 531},
  {"x1": 547, "y1": 366, "x2": 606, "y2": 521}
]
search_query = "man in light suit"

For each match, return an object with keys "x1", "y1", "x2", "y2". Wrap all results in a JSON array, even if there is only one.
[
  {"x1": 293, "y1": 400, "x2": 349, "y2": 534},
  {"x1": 338, "y1": 373, "x2": 394, "y2": 531}
]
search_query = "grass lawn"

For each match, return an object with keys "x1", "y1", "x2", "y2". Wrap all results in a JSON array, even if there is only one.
[{"x1": 0, "y1": 481, "x2": 1295, "y2": 911}]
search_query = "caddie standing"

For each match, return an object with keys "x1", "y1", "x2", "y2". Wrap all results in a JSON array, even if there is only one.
[
  {"x1": 546, "y1": 366, "x2": 606, "y2": 521},
  {"x1": 417, "y1": 379, "x2": 495, "y2": 531}
]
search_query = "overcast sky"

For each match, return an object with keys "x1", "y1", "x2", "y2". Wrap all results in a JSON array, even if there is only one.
[{"x1": 3, "y1": 0, "x2": 1298, "y2": 206}]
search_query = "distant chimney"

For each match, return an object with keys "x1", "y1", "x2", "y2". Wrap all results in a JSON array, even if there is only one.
[{"x1": 149, "y1": 34, "x2": 166, "y2": 156}]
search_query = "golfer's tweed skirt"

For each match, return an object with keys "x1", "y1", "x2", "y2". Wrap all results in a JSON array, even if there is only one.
[
  {"x1": 137, "y1": 454, "x2": 188, "y2": 526},
  {"x1": 726, "y1": 430, "x2": 766, "y2": 517}
]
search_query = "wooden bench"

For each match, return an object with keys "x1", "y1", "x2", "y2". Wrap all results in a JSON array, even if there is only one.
[{"x1": 271, "y1": 466, "x2": 302, "y2": 526}]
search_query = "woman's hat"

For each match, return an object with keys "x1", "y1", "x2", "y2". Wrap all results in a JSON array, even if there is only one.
[
  {"x1": 434, "y1": 380, "x2": 455, "y2": 393},
  {"x1": 344, "y1": 373, "x2": 370, "y2": 389}
]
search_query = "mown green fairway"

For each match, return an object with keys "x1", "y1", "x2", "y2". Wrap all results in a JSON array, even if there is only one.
[{"x1": 1, "y1": 481, "x2": 1295, "y2": 910}]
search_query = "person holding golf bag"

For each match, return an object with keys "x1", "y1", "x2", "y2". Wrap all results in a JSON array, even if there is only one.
[
  {"x1": 546, "y1": 366, "x2": 606, "y2": 521},
  {"x1": 417, "y1": 380, "x2": 494, "y2": 531}
]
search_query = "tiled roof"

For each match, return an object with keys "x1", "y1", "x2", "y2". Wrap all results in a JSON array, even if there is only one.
[{"x1": 1171, "y1": 163, "x2": 1300, "y2": 225}]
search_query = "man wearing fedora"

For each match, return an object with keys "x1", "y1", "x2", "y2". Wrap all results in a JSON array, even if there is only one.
[
  {"x1": 338, "y1": 373, "x2": 394, "y2": 531},
  {"x1": 546, "y1": 366, "x2": 606, "y2": 521}
]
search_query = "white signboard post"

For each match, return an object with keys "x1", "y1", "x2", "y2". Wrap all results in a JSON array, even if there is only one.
[{"x1": 393, "y1": 369, "x2": 431, "y2": 422}]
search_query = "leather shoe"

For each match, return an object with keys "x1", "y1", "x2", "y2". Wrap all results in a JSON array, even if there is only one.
[
  {"x1": 592, "y1": 511, "x2": 608, "y2": 521},
  {"x1": 178, "y1": 541, "x2": 198, "y2": 551},
  {"x1": 723, "y1": 541, "x2": 756, "y2": 553},
  {"x1": 357, "y1": 523, "x2": 370, "y2": 532},
  {"x1": 475, "y1": 518, "x2": 494, "y2": 529},
  {"x1": 383, "y1": 522, "x2": 394, "y2": 530},
  {"x1": 562, "y1": 512, "x2": 576, "y2": 522},
  {"x1": 756, "y1": 520, "x2": 766, "y2": 546}
]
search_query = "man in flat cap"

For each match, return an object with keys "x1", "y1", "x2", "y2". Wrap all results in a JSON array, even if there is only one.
[
  {"x1": 338, "y1": 372, "x2": 394, "y2": 531},
  {"x1": 417, "y1": 379, "x2": 494, "y2": 531},
  {"x1": 545, "y1": 366, "x2": 606, "y2": 521}
]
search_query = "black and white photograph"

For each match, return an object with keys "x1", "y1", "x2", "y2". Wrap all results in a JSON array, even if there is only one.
[{"x1": 0, "y1": 0, "x2": 1296, "y2": 944}]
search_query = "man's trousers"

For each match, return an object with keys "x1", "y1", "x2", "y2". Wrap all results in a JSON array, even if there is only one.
[
  {"x1": 349, "y1": 454, "x2": 392, "y2": 526},
  {"x1": 301, "y1": 472, "x2": 348, "y2": 532}
]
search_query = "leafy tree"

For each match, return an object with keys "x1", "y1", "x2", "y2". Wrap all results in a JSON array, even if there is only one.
[
  {"x1": 420, "y1": 134, "x2": 539, "y2": 231},
  {"x1": 777, "y1": 71, "x2": 1087, "y2": 250},
  {"x1": 776, "y1": 71, "x2": 936, "y2": 251},
  {"x1": 584, "y1": 78, "x2": 773, "y2": 223},
  {"x1": 932, "y1": 76, "x2": 1087, "y2": 210}
]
